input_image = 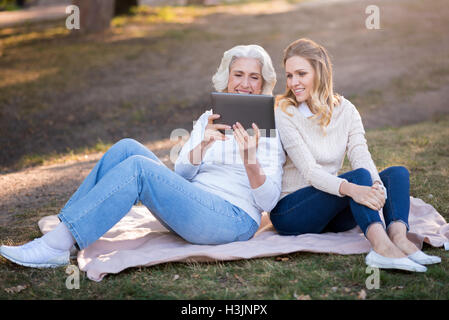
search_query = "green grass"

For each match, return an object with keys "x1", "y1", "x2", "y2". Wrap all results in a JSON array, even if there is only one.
[
  {"x1": 0, "y1": 0, "x2": 19, "y2": 11},
  {"x1": 15, "y1": 139, "x2": 112, "y2": 169},
  {"x1": 1, "y1": 116, "x2": 448, "y2": 300},
  {"x1": 1, "y1": 0, "x2": 448, "y2": 299}
]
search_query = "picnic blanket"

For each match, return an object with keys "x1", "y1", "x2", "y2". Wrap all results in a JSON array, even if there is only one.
[{"x1": 38, "y1": 196, "x2": 449, "y2": 282}]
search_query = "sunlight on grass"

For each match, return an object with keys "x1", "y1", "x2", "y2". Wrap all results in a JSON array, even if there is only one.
[
  {"x1": 13, "y1": 138, "x2": 177, "y2": 171},
  {"x1": 0, "y1": 25, "x2": 69, "y2": 49},
  {"x1": 0, "y1": 67, "x2": 58, "y2": 88},
  {"x1": 109, "y1": 0, "x2": 304, "y2": 40},
  {"x1": 0, "y1": 0, "x2": 308, "y2": 48},
  {"x1": 16, "y1": 140, "x2": 112, "y2": 170}
]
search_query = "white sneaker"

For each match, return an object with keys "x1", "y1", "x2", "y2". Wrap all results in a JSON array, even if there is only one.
[
  {"x1": 69, "y1": 245, "x2": 79, "y2": 259},
  {"x1": 365, "y1": 250, "x2": 427, "y2": 272},
  {"x1": 408, "y1": 250, "x2": 441, "y2": 265},
  {"x1": 0, "y1": 238, "x2": 70, "y2": 268}
]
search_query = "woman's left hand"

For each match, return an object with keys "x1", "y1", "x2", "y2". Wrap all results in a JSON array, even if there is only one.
[
  {"x1": 372, "y1": 181, "x2": 387, "y2": 204},
  {"x1": 233, "y1": 122, "x2": 260, "y2": 165}
]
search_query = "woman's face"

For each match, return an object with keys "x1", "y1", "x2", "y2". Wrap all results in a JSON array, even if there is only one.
[
  {"x1": 285, "y1": 55, "x2": 315, "y2": 103},
  {"x1": 226, "y1": 57, "x2": 263, "y2": 95}
]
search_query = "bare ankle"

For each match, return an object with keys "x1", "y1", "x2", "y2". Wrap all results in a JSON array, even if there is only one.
[
  {"x1": 390, "y1": 236, "x2": 419, "y2": 255},
  {"x1": 387, "y1": 221, "x2": 407, "y2": 241},
  {"x1": 388, "y1": 232, "x2": 406, "y2": 245},
  {"x1": 366, "y1": 223, "x2": 406, "y2": 258}
]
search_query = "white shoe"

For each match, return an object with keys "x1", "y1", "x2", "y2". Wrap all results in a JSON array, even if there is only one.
[
  {"x1": 365, "y1": 250, "x2": 427, "y2": 272},
  {"x1": 0, "y1": 238, "x2": 70, "y2": 268},
  {"x1": 408, "y1": 250, "x2": 441, "y2": 265}
]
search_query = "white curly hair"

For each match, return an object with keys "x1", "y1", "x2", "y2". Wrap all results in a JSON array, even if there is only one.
[{"x1": 212, "y1": 44, "x2": 276, "y2": 95}]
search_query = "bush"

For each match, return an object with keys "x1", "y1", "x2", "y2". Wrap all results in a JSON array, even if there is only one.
[
  {"x1": 114, "y1": 0, "x2": 138, "y2": 15},
  {"x1": 0, "y1": 0, "x2": 18, "y2": 11}
]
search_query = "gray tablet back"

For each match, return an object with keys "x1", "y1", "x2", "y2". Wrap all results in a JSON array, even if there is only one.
[{"x1": 210, "y1": 92, "x2": 276, "y2": 135}]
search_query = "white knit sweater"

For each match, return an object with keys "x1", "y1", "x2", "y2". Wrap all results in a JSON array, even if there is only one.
[{"x1": 274, "y1": 96, "x2": 382, "y2": 199}]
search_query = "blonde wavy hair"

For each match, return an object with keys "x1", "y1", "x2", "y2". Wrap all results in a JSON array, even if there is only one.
[
  {"x1": 212, "y1": 44, "x2": 277, "y2": 95},
  {"x1": 276, "y1": 38, "x2": 341, "y2": 129}
]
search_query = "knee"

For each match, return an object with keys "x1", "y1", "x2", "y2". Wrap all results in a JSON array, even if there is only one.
[
  {"x1": 350, "y1": 168, "x2": 372, "y2": 185},
  {"x1": 386, "y1": 166, "x2": 409, "y2": 177},
  {"x1": 270, "y1": 215, "x2": 308, "y2": 236},
  {"x1": 113, "y1": 138, "x2": 140, "y2": 151},
  {"x1": 126, "y1": 155, "x2": 161, "y2": 172},
  {"x1": 381, "y1": 166, "x2": 410, "y2": 182},
  {"x1": 127, "y1": 154, "x2": 149, "y2": 166},
  {"x1": 109, "y1": 138, "x2": 146, "y2": 159}
]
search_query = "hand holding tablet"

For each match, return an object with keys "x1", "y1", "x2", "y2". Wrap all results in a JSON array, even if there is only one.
[{"x1": 233, "y1": 121, "x2": 260, "y2": 165}]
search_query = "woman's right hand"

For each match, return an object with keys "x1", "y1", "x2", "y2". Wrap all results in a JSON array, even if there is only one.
[
  {"x1": 202, "y1": 114, "x2": 231, "y2": 146},
  {"x1": 189, "y1": 114, "x2": 231, "y2": 165},
  {"x1": 340, "y1": 182, "x2": 386, "y2": 211}
]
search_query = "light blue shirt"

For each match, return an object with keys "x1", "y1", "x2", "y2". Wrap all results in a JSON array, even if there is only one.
[{"x1": 174, "y1": 110, "x2": 286, "y2": 225}]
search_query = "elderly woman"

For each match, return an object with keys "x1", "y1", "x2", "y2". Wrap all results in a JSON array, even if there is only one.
[{"x1": 1, "y1": 45, "x2": 285, "y2": 268}]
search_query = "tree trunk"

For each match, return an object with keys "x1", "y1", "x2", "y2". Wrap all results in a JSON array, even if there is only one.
[
  {"x1": 72, "y1": 0, "x2": 115, "y2": 34},
  {"x1": 186, "y1": 0, "x2": 207, "y2": 5}
]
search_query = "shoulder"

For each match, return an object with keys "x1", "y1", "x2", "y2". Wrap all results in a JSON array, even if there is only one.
[
  {"x1": 337, "y1": 96, "x2": 357, "y2": 113},
  {"x1": 274, "y1": 103, "x2": 298, "y2": 122},
  {"x1": 336, "y1": 97, "x2": 366, "y2": 133},
  {"x1": 333, "y1": 96, "x2": 360, "y2": 120}
]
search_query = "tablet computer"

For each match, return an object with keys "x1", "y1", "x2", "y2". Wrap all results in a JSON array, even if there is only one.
[{"x1": 210, "y1": 92, "x2": 276, "y2": 136}]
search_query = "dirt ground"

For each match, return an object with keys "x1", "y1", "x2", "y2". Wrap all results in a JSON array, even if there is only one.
[{"x1": 0, "y1": 0, "x2": 448, "y2": 226}]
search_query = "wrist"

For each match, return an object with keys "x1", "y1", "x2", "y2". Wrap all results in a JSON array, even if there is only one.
[
  {"x1": 189, "y1": 141, "x2": 212, "y2": 165},
  {"x1": 244, "y1": 162, "x2": 260, "y2": 172},
  {"x1": 339, "y1": 181, "x2": 356, "y2": 197},
  {"x1": 242, "y1": 151, "x2": 258, "y2": 166},
  {"x1": 201, "y1": 139, "x2": 213, "y2": 149},
  {"x1": 244, "y1": 162, "x2": 266, "y2": 189}
]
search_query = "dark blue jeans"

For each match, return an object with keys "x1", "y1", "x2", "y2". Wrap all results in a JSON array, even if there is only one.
[{"x1": 270, "y1": 166, "x2": 410, "y2": 236}]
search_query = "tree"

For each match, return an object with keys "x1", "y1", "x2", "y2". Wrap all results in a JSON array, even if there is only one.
[
  {"x1": 71, "y1": 0, "x2": 140, "y2": 34},
  {"x1": 72, "y1": 0, "x2": 115, "y2": 33}
]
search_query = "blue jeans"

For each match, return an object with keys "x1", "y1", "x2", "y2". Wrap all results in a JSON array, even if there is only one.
[
  {"x1": 58, "y1": 138, "x2": 258, "y2": 250},
  {"x1": 270, "y1": 167, "x2": 410, "y2": 236}
]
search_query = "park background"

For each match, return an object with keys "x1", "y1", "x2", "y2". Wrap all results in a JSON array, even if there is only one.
[{"x1": 0, "y1": 0, "x2": 448, "y2": 299}]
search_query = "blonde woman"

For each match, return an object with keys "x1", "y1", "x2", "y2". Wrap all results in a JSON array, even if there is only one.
[
  {"x1": 0, "y1": 45, "x2": 285, "y2": 269},
  {"x1": 271, "y1": 38, "x2": 440, "y2": 272}
]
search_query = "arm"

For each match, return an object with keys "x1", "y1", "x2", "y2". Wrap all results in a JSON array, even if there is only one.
[
  {"x1": 174, "y1": 110, "x2": 210, "y2": 180},
  {"x1": 174, "y1": 132, "x2": 203, "y2": 181},
  {"x1": 275, "y1": 107, "x2": 385, "y2": 210},
  {"x1": 250, "y1": 132, "x2": 285, "y2": 212},
  {"x1": 188, "y1": 114, "x2": 231, "y2": 165},
  {"x1": 275, "y1": 107, "x2": 348, "y2": 196},
  {"x1": 346, "y1": 102, "x2": 382, "y2": 186},
  {"x1": 339, "y1": 180, "x2": 385, "y2": 211},
  {"x1": 233, "y1": 122, "x2": 284, "y2": 212},
  {"x1": 175, "y1": 111, "x2": 231, "y2": 180},
  {"x1": 346, "y1": 102, "x2": 387, "y2": 203},
  {"x1": 233, "y1": 122, "x2": 266, "y2": 189}
]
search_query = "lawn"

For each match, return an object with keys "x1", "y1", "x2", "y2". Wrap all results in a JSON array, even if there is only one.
[
  {"x1": 1, "y1": 115, "x2": 448, "y2": 300},
  {"x1": 1, "y1": 0, "x2": 448, "y2": 301}
]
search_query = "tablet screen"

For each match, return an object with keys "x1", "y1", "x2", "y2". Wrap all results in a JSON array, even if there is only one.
[{"x1": 210, "y1": 92, "x2": 276, "y2": 136}]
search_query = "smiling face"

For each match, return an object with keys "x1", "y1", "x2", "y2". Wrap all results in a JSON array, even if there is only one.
[
  {"x1": 226, "y1": 57, "x2": 263, "y2": 95},
  {"x1": 285, "y1": 55, "x2": 315, "y2": 104}
]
